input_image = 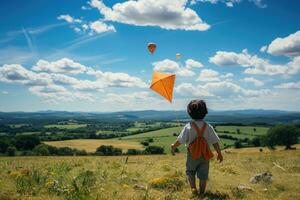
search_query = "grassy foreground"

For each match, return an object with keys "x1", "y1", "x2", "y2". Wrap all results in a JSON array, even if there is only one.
[{"x1": 0, "y1": 146, "x2": 299, "y2": 200}]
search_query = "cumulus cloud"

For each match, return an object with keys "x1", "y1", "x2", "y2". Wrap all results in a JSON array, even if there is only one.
[
  {"x1": 57, "y1": 14, "x2": 82, "y2": 23},
  {"x1": 0, "y1": 64, "x2": 51, "y2": 85},
  {"x1": 87, "y1": 68, "x2": 148, "y2": 88},
  {"x1": 185, "y1": 59, "x2": 204, "y2": 69},
  {"x1": 209, "y1": 49, "x2": 253, "y2": 67},
  {"x1": 243, "y1": 77, "x2": 264, "y2": 87},
  {"x1": 32, "y1": 58, "x2": 87, "y2": 74},
  {"x1": 197, "y1": 69, "x2": 220, "y2": 82},
  {"x1": 203, "y1": 81, "x2": 271, "y2": 98},
  {"x1": 89, "y1": 0, "x2": 210, "y2": 31},
  {"x1": 260, "y1": 45, "x2": 267, "y2": 52},
  {"x1": 193, "y1": 0, "x2": 266, "y2": 8},
  {"x1": 152, "y1": 59, "x2": 195, "y2": 77},
  {"x1": 175, "y1": 83, "x2": 214, "y2": 97},
  {"x1": 210, "y1": 49, "x2": 300, "y2": 76},
  {"x1": 266, "y1": 30, "x2": 300, "y2": 57},
  {"x1": 103, "y1": 91, "x2": 154, "y2": 104},
  {"x1": 0, "y1": 58, "x2": 148, "y2": 104},
  {"x1": 89, "y1": 20, "x2": 116, "y2": 33},
  {"x1": 176, "y1": 80, "x2": 271, "y2": 99},
  {"x1": 274, "y1": 81, "x2": 300, "y2": 89},
  {"x1": 57, "y1": 14, "x2": 115, "y2": 35},
  {"x1": 29, "y1": 85, "x2": 95, "y2": 103}
]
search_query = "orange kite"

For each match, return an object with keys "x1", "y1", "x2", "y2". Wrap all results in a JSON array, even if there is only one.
[{"x1": 150, "y1": 71, "x2": 176, "y2": 103}]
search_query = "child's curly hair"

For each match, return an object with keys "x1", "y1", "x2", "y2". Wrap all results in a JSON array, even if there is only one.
[{"x1": 187, "y1": 99, "x2": 208, "y2": 120}]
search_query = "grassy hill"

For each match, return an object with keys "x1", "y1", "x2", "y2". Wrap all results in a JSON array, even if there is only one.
[{"x1": 0, "y1": 146, "x2": 299, "y2": 200}]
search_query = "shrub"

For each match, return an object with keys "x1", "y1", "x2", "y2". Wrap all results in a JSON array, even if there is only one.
[
  {"x1": 57, "y1": 147, "x2": 74, "y2": 156},
  {"x1": 144, "y1": 146, "x2": 164, "y2": 154},
  {"x1": 14, "y1": 135, "x2": 40, "y2": 150},
  {"x1": 148, "y1": 138, "x2": 154, "y2": 143},
  {"x1": 95, "y1": 145, "x2": 122, "y2": 156},
  {"x1": 126, "y1": 149, "x2": 142, "y2": 155},
  {"x1": 0, "y1": 139, "x2": 10, "y2": 153},
  {"x1": 33, "y1": 144, "x2": 50, "y2": 156},
  {"x1": 7, "y1": 146, "x2": 16, "y2": 156},
  {"x1": 251, "y1": 137, "x2": 261, "y2": 147},
  {"x1": 234, "y1": 141, "x2": 242, "y2": 149},
  {"x1": 141, "y1": 141, "x2": 149, "y2": 146}
]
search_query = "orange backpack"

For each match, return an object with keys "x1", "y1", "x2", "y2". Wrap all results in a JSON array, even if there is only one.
[{"x1": 188, "y1": 121, "x2": 214, "y2": 161}]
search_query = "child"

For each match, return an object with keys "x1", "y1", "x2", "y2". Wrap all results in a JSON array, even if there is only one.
[{"x1": 171, "y1": 99, "x2": 223, "y2": 198}]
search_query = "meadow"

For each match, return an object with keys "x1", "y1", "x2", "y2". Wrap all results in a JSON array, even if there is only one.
[
  {"x1": 0, "y1": 146, "x2": 299, "y2": 200},
  {"x1": 43, "y1": 125, "x2": 269, "y2": 154},
  {"x1": 45, "y1": 139, "x2": 144, "y2": 153}
]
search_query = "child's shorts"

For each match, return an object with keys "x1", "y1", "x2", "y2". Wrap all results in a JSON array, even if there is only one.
[{"x1": 186, "y1": 151, "x2": 209, "y2": 180}]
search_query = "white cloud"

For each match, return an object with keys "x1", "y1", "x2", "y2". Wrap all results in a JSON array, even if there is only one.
[
  {"x1": 29, "y1": 85, "x2": 95, "y2": 103},
  {"x1": 32, "y1": 58, "x2": 87, "y2": 74},
  {"x1": 260, "y1": 45, "x2": 267, "y2": 52},
  {"x1": 243, "y1": 77, "x2": 264, "y2": 87},
  {"x1": 209, "y1": 49, "x2": 253, "y2": 67},
  {"x1": 266, "y1": 30, "x2": 300, "y2": 57},
  {"x1": 57, "y1": 14, "x2": 115, "y2": 35},
  {"x1": 89, "y1": 20, "x2": 116, "y2": 34},
  {"x1": 153, "y1": 59, "x2": 180, "y2": 72},
  {"x1": 0, "y1": 58, "x2": 148, "y2": 104},
  {"x1": 203, "y1": 81, "x2": 271, "y2": 97},
  {"x1": 102, "y1": 91, "x2": 163, "y2": 108},
  {"x1": 89, "y1": 0, "x2": 210, "y2": 31},
  {"x1": 0, "y1": 64, "x2": 51, "y2": 85},
  {"x1": 1, "y1": 91, "x2": 8, "y2": 95},
  {"x1": 194, "y1": 0, "x2": 266, "y2": 8},
  {"x1": 197, "y1": 69, "x2": 220, "y2": 82},
  {"x1": 175, "y1": 83, "x2": 214, "y2": 97},
  {"x1": 87, "y1": 68, "x2": 148, "y2": 88},
  {"x1": 210, "y1": 49, "x2": 300, "y2": 76},
  {"x1": 176, "y1": 80, "x2": 271, "y2": 99},
  {"x1": 274, "y1": 81, "x2": 300, "y2": 89},
  {"x1": 185, "y1": 59, "x2": 204, "y2": 69},
  {"x1": 57, "y1": 14, "x2": 82, "y2": 23},
  {"x1": 152, "y1": 59, "x2": 195, "y2": 77}
]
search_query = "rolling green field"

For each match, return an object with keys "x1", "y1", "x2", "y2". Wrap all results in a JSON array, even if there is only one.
[
  {"x1": 215, "y1": 126, "x2": 269, "y2": 136},
  {"x1": 36, "y1": 123, "x2": 271, "y2": 154},
  {"x1": 44, "y1": 124, "x2": 87, "y2": 129},
  {"x1": 0, "y1": 147, "x2": 299, "y2": 200},
  {"x1": 121, "y1": 126, "x2": 242, "y2": 153}
]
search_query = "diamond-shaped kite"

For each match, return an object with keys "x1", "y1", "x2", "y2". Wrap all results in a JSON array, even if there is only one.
[{"x1": 150, "y1": 71, "x2": 176, "y2": 103}]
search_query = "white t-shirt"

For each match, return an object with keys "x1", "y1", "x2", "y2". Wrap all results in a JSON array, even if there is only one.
[{"x1": 177, "y1": 120, "x2": 220, "y2": 146}]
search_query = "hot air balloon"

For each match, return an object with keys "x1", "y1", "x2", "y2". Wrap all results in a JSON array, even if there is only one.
[
  {"x1": 147, "y1": 42, "x2": 156, "y2": 54},
  {"x1": 150, "y1": 71, "x2": 176, "y2": 103},
  {"x1": 176, "y1": 53, "x2": 181, "y2": 59}
]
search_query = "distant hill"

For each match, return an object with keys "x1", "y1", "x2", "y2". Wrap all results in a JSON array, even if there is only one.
[{"x1": 0, "y1": 109, "x2": 299, "y2": 125}]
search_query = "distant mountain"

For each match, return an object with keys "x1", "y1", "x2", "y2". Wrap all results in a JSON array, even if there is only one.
[{"x1": 0, "y1": 109, "x2": 299, "y2": 125}]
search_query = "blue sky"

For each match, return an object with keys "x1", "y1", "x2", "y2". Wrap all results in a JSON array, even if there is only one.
[{"x1": 0, "y1": 0, "x2": 299, "y2": 112}]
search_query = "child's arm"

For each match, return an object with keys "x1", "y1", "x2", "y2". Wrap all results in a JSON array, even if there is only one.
[
  {"x1": 171, "y1": 140, "x2": 181, "y2": 155},
  {"x1": 213, "y1": 143, "x2": 223, "y2": 162}
]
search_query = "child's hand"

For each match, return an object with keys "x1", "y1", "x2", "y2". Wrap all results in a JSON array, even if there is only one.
[
  {"x1": 217, "y1": 153, "x2": 223, "y2": 163},
  {"x1": 171, "y1": 144, "x2": 176, "y2": 155}
]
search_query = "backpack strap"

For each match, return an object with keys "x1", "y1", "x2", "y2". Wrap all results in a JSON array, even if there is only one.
[{"x1": 191, "y1": 121, "x2": 207, "y2": 138}]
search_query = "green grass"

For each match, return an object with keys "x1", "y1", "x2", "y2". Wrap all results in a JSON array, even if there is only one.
[
  {"x1": 0, "y1": 147, "x2": 299, "y2": 200},
  {"x1": 216, "y1": 126, "x2": 269, "y2": 136},
  {"x1": 44, "y1": 124, "x2": 87, "y2": 129},
  {"x1": 122, "y1": 127, "x2": 182, "y2": 153}
]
